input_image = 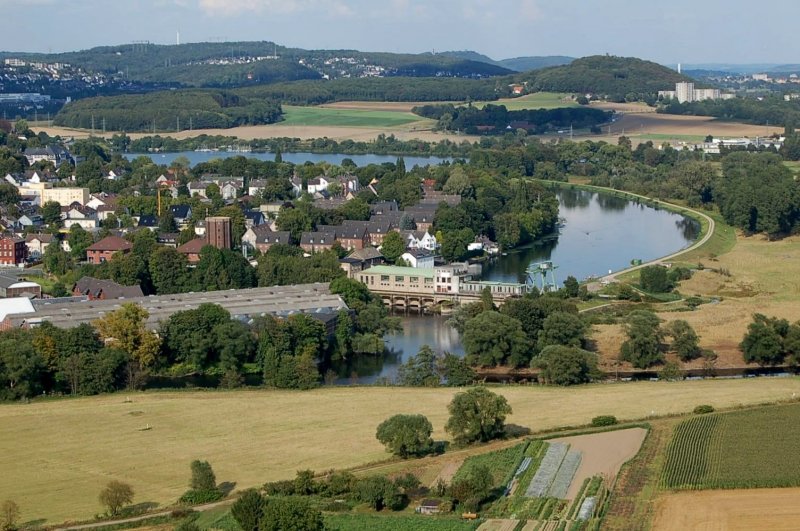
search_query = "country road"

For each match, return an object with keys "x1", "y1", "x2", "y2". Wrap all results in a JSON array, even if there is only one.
[{"x1": 53, "y1": 499, "x2": 233, "y2": 531}]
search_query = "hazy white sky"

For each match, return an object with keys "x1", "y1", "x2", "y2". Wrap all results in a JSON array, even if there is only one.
[{"x1": 1, "y1": 0, "x2": 796, "y2": 64}]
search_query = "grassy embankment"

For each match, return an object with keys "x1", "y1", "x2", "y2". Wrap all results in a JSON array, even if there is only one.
[
  {"x1": 279, "y1": 105, "x2": 433, "y2": 128},
  {"x1": 3, "y1": 379, "x2": 800, "y2": 524},
  {"x1": 472, "y1": 92, "x2": 578, "y2": 111}
]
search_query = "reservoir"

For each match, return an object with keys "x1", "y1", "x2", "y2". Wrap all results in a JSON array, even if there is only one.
[{"x1": 336, "y1": 187, "x2": 700, "y2": 384}]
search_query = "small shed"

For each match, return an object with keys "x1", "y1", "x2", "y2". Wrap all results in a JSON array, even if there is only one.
[{"x1": 416, "y1": 499, "x2": 441, "y2": 515}]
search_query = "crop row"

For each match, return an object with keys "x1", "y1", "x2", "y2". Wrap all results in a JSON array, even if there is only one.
[{"x1": 660, "y1": 414, "x2": 720, "y2": 489}]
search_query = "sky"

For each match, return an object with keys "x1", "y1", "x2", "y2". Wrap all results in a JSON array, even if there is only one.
[{"x1": 1, "y1": 0, "x2": 798, "y2": 64}]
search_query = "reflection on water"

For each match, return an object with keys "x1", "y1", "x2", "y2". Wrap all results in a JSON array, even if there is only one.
[{"x1": 329, "y1": 314, "x2": 463, "y2": 385}]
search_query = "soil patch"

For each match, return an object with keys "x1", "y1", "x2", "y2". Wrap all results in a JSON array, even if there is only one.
[
  {"x1": 477, "y1": 519, "x2": 520, "y2": 531},
  {"x1": 431, "y1": 459, "x2": 464, "y2": 487},
  {"x1": 653, "y1": 488, "x2": 800, "y2": 530},
  {"x1": 551, "y1": 427, "x2": 647, "y2": 499}
]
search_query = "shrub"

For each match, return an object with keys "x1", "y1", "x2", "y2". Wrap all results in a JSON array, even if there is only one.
[
  {"x1": 591, "y1": 415, "x2": 618, "y2": 427},
  {"x1": 693, "y1": 405, "x2": 715, "y2": 414},
  {"x1": 264, "y1": 479, "x2": 296, "y2": 496}
]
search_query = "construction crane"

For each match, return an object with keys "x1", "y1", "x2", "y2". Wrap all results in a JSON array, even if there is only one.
[{"x1": 526, "y1": 261, "x2": 559, "y2": 293}]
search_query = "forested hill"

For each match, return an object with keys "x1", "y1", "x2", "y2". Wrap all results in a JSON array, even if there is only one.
[
  {"x1": 440, "y1": 51, "x2": 574, "y2": 72},
  {"x1": 518, "y1": 55, "x2": 693, "y2": 100},
  {"x1": 2, "y1": 41, "x2": 513, "y2": 88}
]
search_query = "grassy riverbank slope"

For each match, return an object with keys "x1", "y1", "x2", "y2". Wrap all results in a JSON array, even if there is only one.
[{"x1": 3, "y1": 379, "x2": 800, "y2": 523}]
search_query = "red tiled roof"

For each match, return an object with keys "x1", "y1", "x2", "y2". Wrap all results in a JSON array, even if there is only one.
[{"x1": 87, "y1": 236, "x2": 132, "y2": 252}]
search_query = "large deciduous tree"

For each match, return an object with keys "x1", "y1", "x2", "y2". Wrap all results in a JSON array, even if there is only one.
[
  {"x1": 98, "y1": 480, "x2": 134, "y2": 516},
  {"x1": 462, "y1": 311, "x2": 531, "y2": 367},
  {"x1": 445, "y1": 387, "x2": 512, "y2": 445},
  {"x1": 375, "y1": 414, "x2": 434, "y2": 458}
]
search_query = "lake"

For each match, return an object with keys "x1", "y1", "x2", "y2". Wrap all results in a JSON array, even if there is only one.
[
  {"x1": 124, "y1": 151, "x2": 453, "y2": 168},
  {"x1": 333, "y1": 187, "x2": 700, "y2": 384}
]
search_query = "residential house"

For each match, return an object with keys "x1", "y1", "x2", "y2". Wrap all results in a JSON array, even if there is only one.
[
  {"x1": 370, "y1": 200, "x2": 399, "y2": 216},
  {"x1": 188, "y1": 182, "x2": 208, "y2": 198},
  {"x1": 307, "y1": 176, "x2": 330, "y2": 195},
  {"x1": 248, "y1": 179, "x2": 267, "y2": 197},
  {"x1": 400, "y1": 230, "x2": 437, "y2": 252},
  {"x1": 244, "y1": 210, "x2": 265, "y2": 228},
  {"x1": 169, "y1": 205, "x2": 192, "y2": 228},
  {"x1": 367, "y1": 219, "x2": 395, "y2": 246},
  {"x1": 290, "y1": 175, "x2": 303, "y2": 197},
  {"x1": 337, "y1": 221, "x2": 369, "y2": 250},
  {"x1": 105, "y1": 170, "x2": 119, "y2": 181},
  {"x1": 25, "y1": 233, "x2": 53, "y2": 258},
  {"x1": 401, "y1": 249, "x2": 435, "y2": 268},
  {"x1": 86, "y1": 236, "x2": 132, "y2": 265},
  {"x1": 300, "y1": 231, "x2": 337, "y2": 253},
  {"x1": 157, "y1": 233, "x2": 180, "y2": 248},
  {"x1": 403, "y1": 206, "x2": 437, "y2": 232},
  {"x1": 339, "y1": 174, "x2": 360, "y2": 194},
  {"x1": 194, "y1": 220, "x2": 206, "y2": 237},
  {"x1": 313, "y1": 196, "x2": 349, "y2": 210},
  {"x1": 259, "y1": 201, "x2": 291, "y2": 216},
  {"x1": 72, "y1": 277, "x2": 144, "y2": 300},
  {"x1": 416, "y1": 499, "x2": 442, "y2": 515},
  {"x1": 86, "y1": 192, "x2": 119, "y2": 211},
  {"x1": 18, "y1": 213, "x2": 43, "y2": 229},
  {"x1": 339, "y1": 257, "x2": 364, "y2": 279},
  {"x1": 220, "y1": 181, "x2": 240, "y2": 200},
  {"x1": 421, "y1": 191, "x2": 461, "y2": 207},
  {"x1": 62, "y1": 205, "x2": 98, "y2": 230},
  {"x1": 177, "y1": 238, "x2": 206, "y2": 264},
  {"x1": 137, "y1": 214, "x2": 158, "y2": 231},
  {"x1": 23, "y1": 145, "x2": 70, "y2": 168},
  {"x1": 347, "y1": 247, "x2": 385, "y2": 267},
  {"x1": 242, "y1": 225, "x2": 291, "y2": 253},
  {"x1": 468, "y1": 235, "x2": 500, "y2": 255},
  {"x1": 0, "y1": 235, "x2": 27, "y2": 265}
]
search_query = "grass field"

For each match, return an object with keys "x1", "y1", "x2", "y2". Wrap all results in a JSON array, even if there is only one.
[
  {"x1": 4, "y1": 380, "x2": 800, "y2": 524},
  {"x1": 279, "y1": 105, "x2": 431, "y2": 128},
  {"x1": 472, "y1": 93, "x2": 578, "y2": 111},
  {"x1": 661, "y1": 402, "x2": 800, "y2": 490}
]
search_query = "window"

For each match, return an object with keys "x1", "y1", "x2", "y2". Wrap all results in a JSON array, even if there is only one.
[
  {"x1": 395, "y1": 276, "x2": 404, "y2": 283},
  {"x1": 381, "y1": 275, "x2": 389, "y2": 282}
]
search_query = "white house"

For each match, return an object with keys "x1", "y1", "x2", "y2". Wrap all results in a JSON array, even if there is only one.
[
  {"x1": 63, "y1": 205, "x2": 98, "y2": 230},
  {"x1": 290, "y1": 175, "x2": 303, "y2": 197},
  {"x1": 401, "y1": 249, "x2": 435, "y2": 269},
  {"x1": 307, "y1": 176, "x2": 330, "y2": 195}
]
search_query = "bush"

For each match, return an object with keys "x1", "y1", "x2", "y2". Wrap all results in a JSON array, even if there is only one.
[
  {"x1": 693, "y1": 404, "x2": 715, "y2": 414},
  {"x1": 264, "y1": 479, "x2": 296, "y2": 496},
  {"x1": 591, "y1": 415, "x2": 618, "y2": 427},
  {"x1": 179, "y1": 489, "x2": 223, "y2": 504}
]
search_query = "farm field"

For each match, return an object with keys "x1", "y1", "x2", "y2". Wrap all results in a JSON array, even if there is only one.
[
  {"x1": 325, "y1": 514, "x2": 480, "y2": 530},
  {"x1": 652, "y1": 488, "x2": 800, "y2": 531},
  {"x1": 472, "y1": 92, "x2": 578, "y2": 111},
  {"x1": 279, "y1": 105, "x2": 432, "y2": 128},
  {"x1": 591, "y1": 231, "x2": 800, "y2": 369},
  {"x1": 661, "y1": 402, "x2": 800, "y2": 489},
  {"x1": 3, "y1": 380, "x2": 800, "y2": 523}
]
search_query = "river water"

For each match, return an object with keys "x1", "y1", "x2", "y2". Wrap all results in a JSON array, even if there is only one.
[
  {"x1": 337, "y1": 187, "x2": 700, "y2": 384},
  {"x1": 125, "y1": 151, "x2": 453, "y2": 168}
]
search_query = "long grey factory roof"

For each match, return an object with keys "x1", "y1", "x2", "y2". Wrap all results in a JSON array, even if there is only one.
[{"x1": 10, "y1": 283, "x2": 347, "y2": 330}]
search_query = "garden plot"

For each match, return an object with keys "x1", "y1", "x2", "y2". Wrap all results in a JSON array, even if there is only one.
[{"x1": 525, "y1": 442, "x2": 569, "y2": 497}]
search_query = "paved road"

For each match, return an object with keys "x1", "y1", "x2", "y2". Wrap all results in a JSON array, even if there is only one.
[{"x1": 597, "y1": 192, "x2": 715, "y2": 283}]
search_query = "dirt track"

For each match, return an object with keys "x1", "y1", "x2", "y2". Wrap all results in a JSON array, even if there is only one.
[
  {"x1": 653, "y1": 488, "x2": 800, "y2": 530},
  {"x1": 551, "y1": 427, "x2": 647, "y2": 499}
]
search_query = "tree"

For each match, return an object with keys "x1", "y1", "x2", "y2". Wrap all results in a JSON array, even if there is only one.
[
  {"x1": 149, "y1": 247, "x2": 190, "y2": 294},
  {"x1": 562, "y1": 276, "x2": 580, "y2": 298},
  {"x1": 94, "y1": 303, "x2": 161, "y2": 387},
  {"x1": 620, "y1": 310, "x2": 663, "y2": 368},
  {"x1": 354, "y1": 476, "x2": 404, "y2": 511},
  {"x1": 42, "y1": 241, "x2": 71, "y2": 275},
  {"x1": 0, "y1": 500, "x2": 19, "y2": 531},
  {"x1": 665, "y1": 320, "x2": 701, "y2": 361},
  {"x1": 462, "y1": 311, "x2": 531, "y2": 367},
  {"x1": 41, "y1": 200, "x2": 62, "y2": 226},
  {"x1": 231, "y1": 489, "x2": 264, "y2": 531},
  {"x1": 537, "y1": 311, "x2": 587, "y2": 350},
  {"x1": 380, "y1": 230, "x2": 406, "y2": 263},
  {"x1": 740, "y1": 314, "x2": 786, "y2": 366},
  {"x1": 68, "y1": 225, "x2": 94, "y2": 260},
  {"x1": 190, "y1": 459, "x2": 217, "y2": 492},
  {"x1": 438, "y1": 352, "x2": 476, "y2": 387},
  {"x1": 639, "y1": 265, "x2": 672, "y2": 293},
  {"x1": 376, "y1": 414, "x2": 434, "y2": 458},
  {"x1": 259, "y1": 497, "x2": 324, "y2": 530},
  {"x1": 276, "y1": 207, "x2": 311, "y2": 244},
  {"x1": 534, "y1": 345, "x2": 599, "y2": 385},
  {"x1": 480, "y1": 287, "x2": 495, "y2": 312},
  {"x1": 449, "y1": 464, "x2": 493, "y2": 510},
  {"x1": 98, "y1": 480, "x2": 134, "y2": 516},
  {"x1": 397, "y1": 345, "x2": 439, "y2": 386},
  {"x1": 158, "y1": 211, "x2": 177, "y2": 233},
  {"x1": 445, "y1": 387, "x2": 512, "y2": 445}
]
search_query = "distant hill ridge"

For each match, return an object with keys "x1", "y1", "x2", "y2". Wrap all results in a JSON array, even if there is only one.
[
  {"x1": 516, "y1": 55, "x2": 694, "y2": 99},
  {"x1": 0, "y1": 41, "x2": 514, "y2": 88},
  {"x1": 440, "y1": 50, "x2": 574, "y2": 72}
]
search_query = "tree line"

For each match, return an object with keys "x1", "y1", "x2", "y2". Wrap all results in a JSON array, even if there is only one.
[{"x1": 412, "y1": 103, "x2": 611, "y2": 135}]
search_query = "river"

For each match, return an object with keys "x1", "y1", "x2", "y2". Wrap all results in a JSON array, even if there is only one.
[
  {"x1": 124, "y1": 151, "x2": 453, "y2": 168},
  {"x1": 335, "y1": 187, "x2": 700, "y2": 384}
]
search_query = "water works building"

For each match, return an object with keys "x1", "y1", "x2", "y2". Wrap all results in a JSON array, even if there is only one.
[{"x1": 358, "y1": 264, "x2": 528, "y2": 309}]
